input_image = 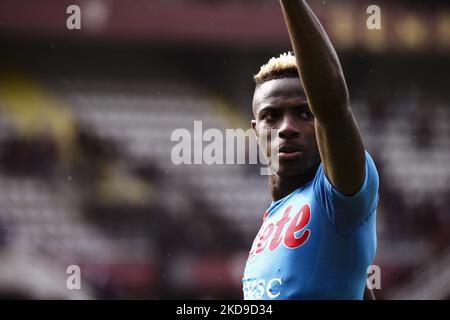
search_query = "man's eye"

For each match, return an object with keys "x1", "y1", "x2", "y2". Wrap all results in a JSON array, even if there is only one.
[
  {"x1": 262, "y1": 112, "x2": 279, "y2": 121},
  {"x1": 300, "y1": 111, "x2": 314, "y2": 119}
]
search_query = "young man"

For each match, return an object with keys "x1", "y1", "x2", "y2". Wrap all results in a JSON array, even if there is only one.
[{"x1": 242, "y1": 0, "x2": 379, "y2": 299}]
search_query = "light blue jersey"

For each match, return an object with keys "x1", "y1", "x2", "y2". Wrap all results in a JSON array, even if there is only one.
[{"x1": 242, "y1": 152, "x2": 379, "y2": 300}]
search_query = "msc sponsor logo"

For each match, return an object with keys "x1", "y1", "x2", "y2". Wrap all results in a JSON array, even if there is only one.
[{"x1": 243, "y1": 277, "x2": 283, "y2": 300}]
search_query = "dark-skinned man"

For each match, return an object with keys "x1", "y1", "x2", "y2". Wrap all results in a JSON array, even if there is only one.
[{"x1": 242, "y1": 0, "x2": 379, "y2": 300}]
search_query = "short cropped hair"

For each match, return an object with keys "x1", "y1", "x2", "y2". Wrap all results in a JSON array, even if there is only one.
[{"x1": 253, "y1": 52, "x2": 299, "y2": 86}]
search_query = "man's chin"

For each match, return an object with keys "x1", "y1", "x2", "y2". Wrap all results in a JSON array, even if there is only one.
[
  {"x1": 270, "y1": 155, "x2": 321, "y2": 177},
  {"x1": 272, "y1": 162, "x2": 309, "y2": 177}
]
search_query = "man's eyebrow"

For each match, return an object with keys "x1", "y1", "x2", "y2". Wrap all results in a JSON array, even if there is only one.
[
  {"x1": 257, "y1": 105, "x2": 282, "y2": 117},
  {"x1": 292, "y1": 103, "x2": 310, "y2": 110},
  {"x1": 258, "y1": 101, "x2": 309, "y2": 113},
  {"x1": 258, "y1": 105, "x2": 278, "y2": 113}
]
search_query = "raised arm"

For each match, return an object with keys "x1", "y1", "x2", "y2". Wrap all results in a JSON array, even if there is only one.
[{"x1": 279, "y1": 0, "x2": 365, "y2": 195}]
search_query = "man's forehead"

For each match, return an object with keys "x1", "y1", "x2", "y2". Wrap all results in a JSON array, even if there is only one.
[{"x1": 253, "y1": 78, "x2": 306, "y2": 111}]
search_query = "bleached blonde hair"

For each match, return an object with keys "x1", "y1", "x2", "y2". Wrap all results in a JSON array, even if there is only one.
[{"x1": 254, "y1": 52, "x2": 299, "y2": 86}]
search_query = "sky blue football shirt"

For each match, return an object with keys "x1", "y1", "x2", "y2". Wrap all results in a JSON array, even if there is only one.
[{"x1": 242, "y1": 151, "x2": 379, "y2": 300}]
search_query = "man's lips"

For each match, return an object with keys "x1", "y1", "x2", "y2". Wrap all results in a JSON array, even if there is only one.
[
  {"x1": 277, "y1": 144, "x2": 304, "y2": 160},
  {"x1": 278, "y1": 150, "x2": 303, "y2": 160}
]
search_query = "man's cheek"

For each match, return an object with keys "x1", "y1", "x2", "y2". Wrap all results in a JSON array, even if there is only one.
[{"x1": 259, "y1": 128, "x2": 274, "y2": 157}]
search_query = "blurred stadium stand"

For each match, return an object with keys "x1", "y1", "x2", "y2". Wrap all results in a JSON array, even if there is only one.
[{"x1": 0, "y1": 0, "x2": 449, "y2": 299}]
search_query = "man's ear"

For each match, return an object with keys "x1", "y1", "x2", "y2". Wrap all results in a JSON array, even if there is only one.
[{"x1": 251, "y1": 120, "x2": 258, "y2": 141}]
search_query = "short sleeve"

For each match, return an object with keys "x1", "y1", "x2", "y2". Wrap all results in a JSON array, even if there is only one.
[{"x1": 312, "y1": 151, "x2": 379, "y2": 235}]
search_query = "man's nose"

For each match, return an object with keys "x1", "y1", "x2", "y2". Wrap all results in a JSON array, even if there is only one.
[{"x1": 278, "y1": 116, "x2": 300, "y2": 139}]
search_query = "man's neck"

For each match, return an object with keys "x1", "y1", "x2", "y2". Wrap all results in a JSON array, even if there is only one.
[{"x1": 269, "y1": 166, "x2": 318, "y2": 201}]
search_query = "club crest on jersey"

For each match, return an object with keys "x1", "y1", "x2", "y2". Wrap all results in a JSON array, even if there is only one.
[{"x1": 248, "y1": 204, "x2": 311, "y2": 259}]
